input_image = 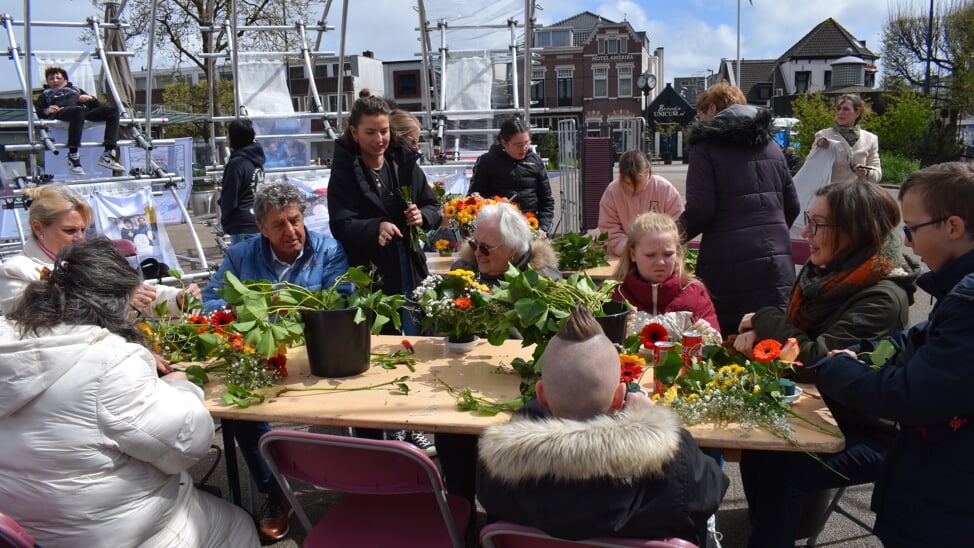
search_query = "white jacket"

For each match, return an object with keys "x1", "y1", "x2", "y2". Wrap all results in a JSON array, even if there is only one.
[
  {"x1": 813, "y1": 127, "x2": 882, "y2": 184},
  {"x1": 0, "y1": 319, "x2": 258, "y2": 547},
  {"x1": 0, "y1": 238, "x2": 183, "y2": 315}
]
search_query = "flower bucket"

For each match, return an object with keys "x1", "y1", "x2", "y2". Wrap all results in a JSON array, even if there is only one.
[
  {"x1": 301, "y1": 308, "x2": 371, "y2": 377},
  {"x1": 445, "y1": 334, "x2": 479, "y2": 353},
  {"x1": 595, "y1": 301, "x2": 630, "y2": 345}
]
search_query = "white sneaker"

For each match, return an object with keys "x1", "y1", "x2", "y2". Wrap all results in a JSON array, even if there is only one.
[
  {"x1": 409, "y1": 431, "x2": 437, "y2": 458},
  {"x1": 67, "y1": 153, "x2": 84, "y2": 175},
  {"x1": 97, "y1": 150, "x2": 125, "y2": 172}
]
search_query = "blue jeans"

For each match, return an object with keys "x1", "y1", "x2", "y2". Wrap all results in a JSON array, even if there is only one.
[
  {"x1": 228, "y1": 419, "x2": 280, "y2": 494},
  {"x1": 229, "y1": 232, "x2": 260, "y2": 246},
  {"x1": 740, "y1": 433, "x2": 887, "y2": 547}
]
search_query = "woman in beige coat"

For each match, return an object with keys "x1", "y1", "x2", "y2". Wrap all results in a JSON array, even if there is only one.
[{"x1": 813, "y1": 94, "x2": 881, "y2": 184}]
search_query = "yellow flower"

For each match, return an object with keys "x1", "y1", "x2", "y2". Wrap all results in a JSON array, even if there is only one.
[
  {"x1": 753, "y1": 385, "x2": 761, "y2": 393},
  {"x1": 435, "y1": 239, "x2": 452, "y2": 251},
  {"x1": 663, "y1": 385, "x2": 678, "y2": 402},
  {"x1": 444, "y1": 203, "x2": 457, "y2": 218}
]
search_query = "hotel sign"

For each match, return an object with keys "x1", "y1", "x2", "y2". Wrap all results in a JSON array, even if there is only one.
[{"x1": 593, "y1": 54, "x2": 634, "y2": 62}]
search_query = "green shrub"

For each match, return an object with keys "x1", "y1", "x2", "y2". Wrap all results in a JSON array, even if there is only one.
[{"x1": 879, "y1": 152, "x2": 920, "y2": 186}]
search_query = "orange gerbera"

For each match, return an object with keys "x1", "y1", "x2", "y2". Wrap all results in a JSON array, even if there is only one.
[
  {"x1": 619, "y1": 353, "x2": 646, "y2": 383},
  {"x1": 752, "y1": 339, "x2": 783, "y2": 363},
  {"x1": 210, "y1": 310, "x2": 235, "y2": 326},
  {"x1": 188, "y1": 314, "x2": 208, "y2": 325},
  {"x1": 526, "y1": 214, "x2": 539, "y2": 230},
  {"x1": 453, "y1": 296, "x2": 472, "y2": 309}
]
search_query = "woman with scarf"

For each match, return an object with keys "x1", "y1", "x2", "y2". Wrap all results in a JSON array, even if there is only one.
[
  {"x1": 814, "y1": 94, "x2": 882, "y2": 184},
  {"x1": 734, "y1": 181, "x2": 918, "y2": 547}
]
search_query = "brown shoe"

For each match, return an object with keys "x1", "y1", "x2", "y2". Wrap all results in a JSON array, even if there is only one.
[{"x1": 258, "y1": 492, "x2": 292, "y2": 542}]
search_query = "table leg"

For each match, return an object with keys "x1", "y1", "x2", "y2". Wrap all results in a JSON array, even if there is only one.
[{"x1": 220, "y1": 420, "x2": 242, "y2": 506}]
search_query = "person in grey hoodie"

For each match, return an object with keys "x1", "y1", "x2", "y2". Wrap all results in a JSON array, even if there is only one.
[{"x1": 219, "y1": 119, "x2": 265, "y2": 244}]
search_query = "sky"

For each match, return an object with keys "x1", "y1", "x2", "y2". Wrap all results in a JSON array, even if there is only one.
[{"x1": 0, "y1": 0, "x2": 924, "y2": 94}]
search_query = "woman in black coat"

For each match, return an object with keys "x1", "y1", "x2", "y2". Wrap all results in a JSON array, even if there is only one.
[
  {"x1": 678, "y1": 82, "x2": 800, "y2": 335},
  {"x1": 469, "y1": 118, "x2": 554, "y2": 236},
  {"x1": 327, "y1": 94, "x2": 441, "y2": 334}
]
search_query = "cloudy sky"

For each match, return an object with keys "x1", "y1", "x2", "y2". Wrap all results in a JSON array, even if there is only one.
[{"x1": 0, "y1": 0, "x2": 922, "y2": 92}]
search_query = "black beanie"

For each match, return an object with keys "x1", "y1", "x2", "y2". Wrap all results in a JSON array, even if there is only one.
[{"x1": 228, "y1": 120, "x2": 255, "y2": 150}]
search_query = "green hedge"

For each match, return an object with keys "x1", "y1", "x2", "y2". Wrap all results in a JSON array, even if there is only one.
[{"x1": 880, "y1": 151, "x2": 920, "y2": 187}]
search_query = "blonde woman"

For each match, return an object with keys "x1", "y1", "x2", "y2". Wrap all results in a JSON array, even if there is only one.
[
  {"x1": 598, "y1": 150, "x2": 683, "y2": 256},
  {"x1": 814, "y1": 94, "x2": 881, "y2": 184}
]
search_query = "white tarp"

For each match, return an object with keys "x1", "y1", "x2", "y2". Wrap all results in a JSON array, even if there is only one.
[
  {"x1": 790, "y1": 139, "x2": 839, "y2": 237},
  {"x1": 237, "y1": 53, "x2": 295, "y2": 117},
  {"x1": 444, "y1": 53, "x2": 493, "y2": 117},
  {"x1": 33, "y1": 51, "x2": 97, "y2": 94}
]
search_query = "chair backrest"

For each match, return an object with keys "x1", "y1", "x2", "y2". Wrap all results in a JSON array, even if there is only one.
[
  {"x1": 480, "y1": 522, "x2": 698, "y2": 548},
  {"x1": 0, "y1": 513, "x2": 36, "y2": 548},
  {"x1": 480, "y1": 521, "x2": 697, "y2": 548},
  {"x1": 791, "y1": 238, "x2": 811, "y2": 265},
  {"x1": 259, "y1": 430, "x2": 444, "y2": 495}
]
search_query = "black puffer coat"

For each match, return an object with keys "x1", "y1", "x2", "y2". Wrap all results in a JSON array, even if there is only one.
[
  {"x1": 469, "y1": 144, "x2": 554, "y2": 233},
  {"x1": 679, "y1": 104, "x2": 799, "y2": 335}
]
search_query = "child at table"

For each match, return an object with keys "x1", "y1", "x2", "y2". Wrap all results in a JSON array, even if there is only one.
[
  {"x1": 814, "y1": 162, "x2": 974, "y2": 546},
  {"x1": 611, "y1": 212, "x2": 720, "y2": 337}
]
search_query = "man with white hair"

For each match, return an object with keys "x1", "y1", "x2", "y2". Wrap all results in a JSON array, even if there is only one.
[{"x1": 477, "y1": 305, "x2": 728, "y2": 544}]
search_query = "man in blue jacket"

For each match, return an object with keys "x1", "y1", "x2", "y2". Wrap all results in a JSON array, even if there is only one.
[
  {"x1": 203, "y1": 181, "x2": 348, "y2": 541},
  {"x1": 815, "y1": 162, "x2": 974, "y2": 547}
]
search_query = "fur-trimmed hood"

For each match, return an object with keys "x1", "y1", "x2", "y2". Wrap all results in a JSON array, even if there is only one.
[
  {"x1": 479, "y1": 404, "x2": 683, "y2": 484},
  {"x1": 687, "y1": 103, "x2": 774, "y2": 148}
]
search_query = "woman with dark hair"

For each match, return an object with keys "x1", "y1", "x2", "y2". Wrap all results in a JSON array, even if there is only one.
[
  {"x1": 0, "y1": 237, "x2": 258, "y2": 547},
  {"x1": 734, "y1": 181, "x2": 919, "y2": 547},
  {"x1": 814, "y1": 94, "x2": 881, "y2": 184},
  {"x1": 469, "y1": 118, "x2": 554, "y2": 236},
  {"x1": 328, "y1": 92, "x2": 441, "y2": 335},
  {"x1": 679, "y1": 82, "x2": 800, "y2": 334}
]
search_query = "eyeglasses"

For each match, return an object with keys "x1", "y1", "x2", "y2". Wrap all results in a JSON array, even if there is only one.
[
  {"x1": 468, "y1": 239, "x2": 503, "y2": 256},
  {"x1": 902, "y1": 218, "x2": 946, "y2": 242},
  {"x1": 508, "y1": 140, "x2": 532, "y2": 149},
  {"x1": 803, "y1": 212, "x2": 835, "y2": 236}
]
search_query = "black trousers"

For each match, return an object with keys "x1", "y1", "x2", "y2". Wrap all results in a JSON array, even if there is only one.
[{"x1": 52, "y1": 105, "x2": 120, "y2": 150}]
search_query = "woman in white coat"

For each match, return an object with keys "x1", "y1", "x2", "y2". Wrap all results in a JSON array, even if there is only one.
[
  {"x1": 814, "y1": 94, "x2": 882, "y2": 184},
  {"x1": 0, "y1": 237, "x2": 258, "y2": 548}
]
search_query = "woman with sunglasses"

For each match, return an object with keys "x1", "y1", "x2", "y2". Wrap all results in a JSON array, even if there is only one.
[
  {"x1": 733, "y1": 180, "x2": 918, "y2": 547},
  {"x1": 449, "y1": 202, "x2": 561, "y2": 287},
  {"x1": 469, "y1": 118, "x2": 554, "y2": 238}
]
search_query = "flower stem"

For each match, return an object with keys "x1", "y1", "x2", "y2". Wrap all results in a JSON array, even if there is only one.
[{"x1": 281, "y1": 376, "x2": 410, "y2": 394}]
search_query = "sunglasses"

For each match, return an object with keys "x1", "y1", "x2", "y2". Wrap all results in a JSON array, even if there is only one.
[
  {"x1": 803, "y1": 212, "x2": 835, "y2": 236},
  {"x1": 468, "y1": 239, "x2": 502, "y2": 256},
  {"x1": 902, "y1": 218, "x2": 946, "y2": 242}
]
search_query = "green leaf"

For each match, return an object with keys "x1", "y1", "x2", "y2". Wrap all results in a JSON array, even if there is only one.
[
  {"x1": 185, "y1": 365, "x2": 209, "y2": 386},
  {"x1": 863, "y1": 339, "x2": 897, "y2": 367}
]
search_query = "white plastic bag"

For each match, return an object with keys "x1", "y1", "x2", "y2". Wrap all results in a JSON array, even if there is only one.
[{"x1": 790, "y1": 140, "x2": 838, "y2": 237}]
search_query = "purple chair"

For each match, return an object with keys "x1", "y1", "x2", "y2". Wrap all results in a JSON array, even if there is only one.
[
  {"x1": 0, "y1": 513, "x2": 36, "y2": 548},
  {"x1": 480, "y1": 522, "x2": 699, "y2": 548},
  {"x1": 259, "y1": 430, "x2": 469, "y2": 547}
]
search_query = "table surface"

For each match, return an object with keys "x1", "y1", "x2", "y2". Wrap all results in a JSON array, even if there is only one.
[
  {"x1": 582, "y1": 256, "x2": 622, "y2": 281},
  {"x1": 204, "y1": 335, "x2": 844, "y2": 453},
  {"x1": 426, "y1": 253, "x2": 456, "y2": 275}
]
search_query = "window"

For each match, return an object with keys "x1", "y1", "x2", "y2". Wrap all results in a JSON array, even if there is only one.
[
  {"x1": 535, "y1": 31, "x2": 550, "y2": 47},
  {"x1": 586, "y1": 119, "x2": 601, "y2": 137},
  {"x1": 598, "y1": 39, "x2": 605, "y2": 55},
  {"x1": 824, "y1": 70, "x2": 832, "y2": 89},
  {"x1": 593, "y1": 66, "x2": 608, "y2": 98},
  {"x1": 617, "y1": 66, "x2": 632, "y2": 98},
  {"x1": 620, "y1": 39, "x2": 628, "y2": 54},
  {"x1": 291, "y1": 96, "x2": 302, "y2": 111},
  {"x1": 607, "y1": 39, "x2": 618, "y2": 55},
  {"x1": 757, "y1": 83, "x2": 772, "y2": 100},
  {"x1": 557, "y1": 68, "x2": 573, "y2": 107},
  {"x1": 795, "y1": 71, "x2": 811, "y2": 94},
  {"x1": 288, "y1": 66, "x2": 305, "y2": 80},
  {"x1": 551, "y1": 30, "x2": 570, "y2": 47},
  {"x1": 530, "y1": 69, "x2": 545, "y2": 106},
  {"x1": 314, "y1": 65, "x2": 327, "y2": 79},
  {"x1": 327, "y1": 94, "x2": 350, "y2": 113},
  {"x1": 394, "y1": 71, "x2": 421, "y2": 98}
]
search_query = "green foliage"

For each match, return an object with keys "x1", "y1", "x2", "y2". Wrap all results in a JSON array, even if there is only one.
[
  {"x1": 551, "y1": 232, "x2": 609, "y2": 271},
  {"x1": 879, "y1": 151, "x2": 920, "y2": 186},
  {"x1": 913, "y1": 118, "x2": 965, "y2": 167},
  {"x1": 872, "y1": 89, "x2": 936, "y2": 157},
  {"x1": 161, "y1": 79, "x2": 234, "y2": 139},
  {"x1": 535, "y1": 131, "x2": 560, "y2": 170},
  {"x1": 790, "y1": 92, "x2": 834, "y2": 155}
]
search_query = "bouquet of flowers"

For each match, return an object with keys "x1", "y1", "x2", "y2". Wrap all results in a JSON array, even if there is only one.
[
  {"x1": 413, "y1": 269, "x2": 494, "y2": 341},
  {"x1": 433, "y1": 239, "x2": 456, "y2": 256},
  {"x1": 619, "y1": 351, "x2": 648, "y2": 393},
  {"x1": 442, "y1": 194, "x2": 539, "y2": 234}
]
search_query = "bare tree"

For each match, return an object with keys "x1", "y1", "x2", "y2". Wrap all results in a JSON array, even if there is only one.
[{"x1": 882, "y1": 0, "x2": 974, "y2": 120}]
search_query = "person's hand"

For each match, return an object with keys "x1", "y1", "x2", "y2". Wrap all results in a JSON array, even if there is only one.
[
  {"x1": 738, "y1": 312, "x2": 755, "y2": 333},
  {"x1": 404, "y1": 204, "x2": 423, "y2": 227},
  {"x1": 377, "y1": 221, "x2": 402, "y2": 247},
  {"x1": 153, "y1": 352, "x2": 173, "y2": 375},
  {"x1": 853, "y1": 165, "x2": 867, "y2": 178},
  {"x1": 178, "y1": 283, "x2": 202, "y2": 310},
  {"x1": 827, "y1": 349, "x2": 856, "y2": 359},
  {"x1": 162, "y1": 371, "x2": 188, "y2": 382},
  {"x1": 79, "y1": 94, "x2": 94, "y2": 102},
  {"x1": 45, "y1": 105, "x2": 61, "y2": 115},
  {"x1": 733, "y1": 330, "x2": 758, "y2": 358},
  {"x1": 537, "y1": 229, "x2": 547, "y2": 240},
  {"x1": 816, "y1": 137, "x2": 831, "y2": 149},
  {"x1": 624, "y1": 390, "x2": 655, "y2": 410},
  {"x1": 131, "y1": 283, "x2": 158, "y2": 310}
]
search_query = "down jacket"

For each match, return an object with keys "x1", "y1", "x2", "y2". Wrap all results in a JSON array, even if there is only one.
[
  {"x1": 477, "y1": 399, "x2": 728, "y2": 542},
  {"x1": 679, "y1": 104, "x2": 800, "y2": 334},
  {"x1": 0, "y1": 320, "x2": 257, "y2": 547},
  {"x1": 219, "y1": 141, "x2": 265, "y2": 235},
  {"x1": 470, "y1": 144, "x2": 555, "y2": 233},
  {"x1": 815, "y1": 249, "x2": 974, "y2": 547},
  {"x1": 613, "y1": 270, "x2": 721, "y2": 334}
]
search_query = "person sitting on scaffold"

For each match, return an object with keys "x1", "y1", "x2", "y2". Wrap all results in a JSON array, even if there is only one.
[{"x1": 34, "y1": 66, "x2": 126, "y2": 176}]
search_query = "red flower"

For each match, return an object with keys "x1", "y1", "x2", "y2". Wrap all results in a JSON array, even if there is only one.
[
  {"x1": 453, "y1": 296, "x2": 472, "y2": 309},
  {"x1": 267, "y1": 353, "x2": 288, "y2": 377},
  {"x1": 620, "y1": 363, "x2": 644, "y2": 383},
  {"x1": 752, "y1": 339, "x2": 783, "y2": 363},
  {"x1": 188, "y1": 315, "x2": 208, "y2": 325},
  {"x1": 210, "y1": 310, "x2": 235, "y2": 326},
  {"x1": 640, "y1": 322, "x2": 669, "y2": 347},
  {"x1": 950, "y1": 417, "x2": 969, "y2": 432}
]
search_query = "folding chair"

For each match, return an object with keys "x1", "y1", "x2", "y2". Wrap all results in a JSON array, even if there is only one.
[
  {"x1": 480, "y1": 522, "x2": 699, "y2": 548},
  {"x1": 0, "y1": 512, "x2": 36, "y2": 548},
  {"x1": 259, "y1": 430, "x2": 469, "y2": 547},
  {"x1": 804, "y1": 486, "x2": 874, "y2": 547}
]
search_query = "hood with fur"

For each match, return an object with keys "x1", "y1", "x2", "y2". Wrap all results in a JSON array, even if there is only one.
[
  {"x1": 479, "y1": 404, "x2": 682, "y2": 484},
  {"x1": 687, "y1": 103, "x2": 774, "y2": 148}
]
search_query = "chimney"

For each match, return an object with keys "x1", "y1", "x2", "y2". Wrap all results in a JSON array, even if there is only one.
[{"x1": 363, "y1": 50, "x2": 374, "y2": 58}]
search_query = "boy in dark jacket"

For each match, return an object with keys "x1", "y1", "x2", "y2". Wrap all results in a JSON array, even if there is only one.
[
  {"x1": 34, "y1": 66, "x2": 125, "y2": 176},
  {"x1": 477, "y1": 305, "x2": 728, "y2": 544},
  {"x1": 219, "y1": 120, "x2": 265, "y2": 244},
  {"x1": 815, "y1": 162, "x2": 974, "y2": 547}
]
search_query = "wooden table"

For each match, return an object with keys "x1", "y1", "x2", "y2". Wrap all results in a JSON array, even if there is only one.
[
  {"x1": 426, "y1": 252, "x2": 456, "y2": 275},
  {"x1": 205, "y1": 335, "x2": 844, "y2": 503},
  {"x1": 582, "y1": 256, "x2": 621, "y2": 281}
]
